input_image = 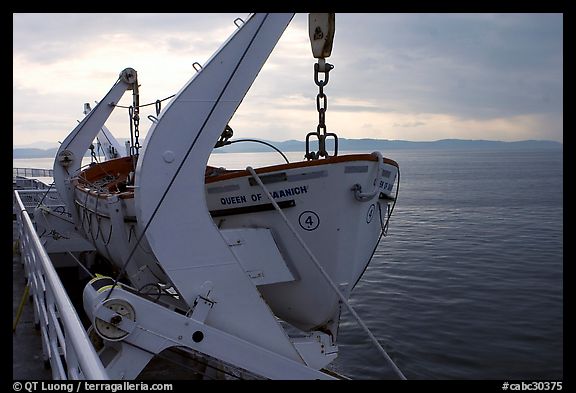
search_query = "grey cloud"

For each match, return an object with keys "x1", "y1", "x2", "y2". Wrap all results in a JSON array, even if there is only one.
[
  {"x1": 326, "y1": 13, "x2": 562, "y2": 120},
  {"x1": 13, "y1": 13, "x2": 242, "y2": 64},
  {"x1": 13, "y1": 13, "x2": 563, "y2": 144}
]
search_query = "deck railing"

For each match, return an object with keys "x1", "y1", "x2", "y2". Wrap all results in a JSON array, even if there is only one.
[
  {"x1": 13, "y1": 189, "x2": 66, "y2": 216},
  {"x1": 14, "y1": 190, "x2": 108, "y2": 380},
  {"x1": 13, "y1": 167, "x2": 54, "y2": 178}
]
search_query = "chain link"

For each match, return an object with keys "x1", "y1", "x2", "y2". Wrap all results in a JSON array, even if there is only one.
[
  {"x1": 305, "y1": 59, "x2": 338, "y2": 160},
  {"x1": 132, "y1": 80, "x2": 141, "y2": 154},
  {"x1": 89, "y1": 143, "x2": 97, "y2": 163},
  {"x1": 128, "y1": 106, "x2": 135, "y2": 156},
  {"x1": 155, "y1": 99, "x2": 162, "y2": 117}
]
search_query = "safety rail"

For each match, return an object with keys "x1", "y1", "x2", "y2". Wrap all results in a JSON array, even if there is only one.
[
  {"x1": 13, "y1": 177, "x2": 51, "y2": 191},
  {"x1": 14, "y1": 190, "x2": 108, "y2": 380},
  {"x1": 13, "y1": 189, "x2": 66, "y2": 216},
  {"x1": 13, "y1": 167, "x2": 54, "y2": 178}
]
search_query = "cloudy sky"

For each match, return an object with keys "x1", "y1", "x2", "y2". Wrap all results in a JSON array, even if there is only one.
[{"x1": 13, "y1": 13, "x2": 563, "y2": 148}]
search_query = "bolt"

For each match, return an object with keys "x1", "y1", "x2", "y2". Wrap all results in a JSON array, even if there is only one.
[{"x1": 110, "y1": 315, "x2": 122, "y2": 325}]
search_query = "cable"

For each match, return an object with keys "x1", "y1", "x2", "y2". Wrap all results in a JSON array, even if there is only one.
[
  {"x1": 112, "y1": 94, "x2": 176, "y2": 109},
  {"x1": 224, "y1": 139, "x2": 289, "y2": 164},
  {"x1": 36, "y1": 182, "x2": 54, "y2": 209},
  {"x1": 105, "y1": 14, "x2": 273, "y2": 302},
  {"x1": 247, "y1": 166, "x2": 406, "y2": 380},
  {"x1": 352, "y1": 165, "x2": 401, "y2": 290},
  {"x1": 381, "y1": 165, "x2": 400, "y2": 236},
  {"x1": 66, "y1": 251, "x2": 95, "y2": 278}
]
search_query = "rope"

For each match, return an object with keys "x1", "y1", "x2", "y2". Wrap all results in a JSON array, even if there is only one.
[
  {"x1": 246, "y1": 166, "x2": 407, "y2": 380},
  {"x1": 225, "y1": 139, "x2": 289, "y2": 164},
  {"x1": 380, "y1": 166, "x2": 400, "y2": 236},
  {"x1": 65, "y1": 251, "x2": 95, "y2": 278},
  {"x1": 94, "y1": 189, "x2": 115, "y2": 263},
  {"x1": 104, "y1": 218, "x2": 113, "y2": 245},
  {"x1": 104, "y1": 14, "x2": 273, "y2": 303},
  {"x1": 36, "y1": 182, "x2": 54, "y2": 209},
  {"x1": 351, "y1": 180, "x2": 399, "y2": 292},
  {"x1": 112, "y1": 94, "x2": 176, "y2": 109},
  {"x1": 13, "y1": 285, "x2": 30, "y2": 332},
  {"x1": 354, "y1": 163, "x2": 402, "y2": 289}
]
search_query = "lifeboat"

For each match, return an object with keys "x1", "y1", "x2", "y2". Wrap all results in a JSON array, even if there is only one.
[{"x1": 73, "y1": 152, "x2": 398, "y2": 331}]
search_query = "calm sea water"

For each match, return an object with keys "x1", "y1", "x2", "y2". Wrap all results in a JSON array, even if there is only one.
[
  {"x1": 13, "y1": 147, "x2": 563, "y2": 380},
  {"x1": 332, "y1": 148, "x2": 563, "y2": 380}
]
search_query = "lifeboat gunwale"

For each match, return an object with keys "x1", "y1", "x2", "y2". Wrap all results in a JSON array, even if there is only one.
[{"x1": 74, "y1": 153, "x2": 399, "y2": 200}]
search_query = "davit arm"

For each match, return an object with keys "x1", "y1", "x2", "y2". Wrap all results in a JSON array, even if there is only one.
[
  {"x1": 84, "y1": 103, "x2": 126, "y2": 160},
  {"x1": 53, "y1": 68, "x2": 137, "y2": 225}
]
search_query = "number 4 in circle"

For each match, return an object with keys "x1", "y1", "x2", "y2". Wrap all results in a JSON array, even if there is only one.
[{"x1": 299, "y1": 211, "x2": 320, "y2": 231}]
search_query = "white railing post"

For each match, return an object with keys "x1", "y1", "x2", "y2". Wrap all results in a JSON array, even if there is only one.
[{"x1": 14, "y1": 190, "x2": 108, "y2": 380}]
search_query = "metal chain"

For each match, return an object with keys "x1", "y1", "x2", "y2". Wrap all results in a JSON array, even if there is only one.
[
  {"x1": 155, "y1": 99, "x2": 161, "y2": 117},
  {"x1": 128, "y1": 106, "x2": 135, "y2": 156},
  {"x1": 112, "y1": 94, "x2": 175, "y2": 109},
  {"x1": 305, "y1": 59, "x2": 338, "y2": 160},
  {"x1": 89, "y1": 143, "x2": 97, "y2": 163},
  {"x1": 132, "y1": 81, "x2": 141, "y2": 154}
]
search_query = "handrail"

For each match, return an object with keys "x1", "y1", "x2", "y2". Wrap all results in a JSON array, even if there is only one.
[
  {"x1": 351, "y1": 151, "x2": 384, "y2": 202},
  {"x1": 13, "y1": 167, "x2": 54, "y2": 178},
  {"x1": 13, "y1": 189, "x2": 66, "y2": 218},
  {"x1": 14, "y1": 190, "x2": 108, "y2": 380}
]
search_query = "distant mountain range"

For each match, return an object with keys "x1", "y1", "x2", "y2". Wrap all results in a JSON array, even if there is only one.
[{"x1": 13, "y1": 138, "x2": 562, "y2": 158}]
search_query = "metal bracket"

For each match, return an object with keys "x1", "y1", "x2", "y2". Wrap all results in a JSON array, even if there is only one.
[{"x1": 189, "y1": 295, "x2": 214, "y2": 323}]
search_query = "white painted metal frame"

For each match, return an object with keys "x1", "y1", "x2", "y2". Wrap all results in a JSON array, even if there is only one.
[
  {"x1": 134, "y1": 12, "x2": 306, "y2": 363},
  {"x1": 53, "y1": 71, "x2": 134, "y2": 225},
  {"x1": 14, "y1": 190, "x2": 108, "y2": 380},
  {"x1": 84, "y1": 284, "x2": 337, "y2": 380}
]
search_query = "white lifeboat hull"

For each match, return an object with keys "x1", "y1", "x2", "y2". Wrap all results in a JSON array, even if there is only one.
[{"x1": 73, "y1": 153, "x2": 398, "y2": 332}]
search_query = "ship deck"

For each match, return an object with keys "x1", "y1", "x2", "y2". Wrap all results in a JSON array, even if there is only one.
[{"x1": 12, "y1": 239, "x2": 51, "y2": 379}]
